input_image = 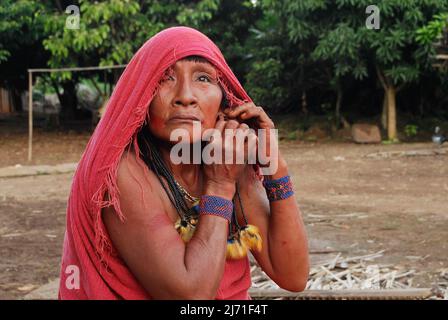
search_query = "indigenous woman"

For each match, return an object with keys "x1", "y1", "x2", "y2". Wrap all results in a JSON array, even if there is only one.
[{"x1": 58, "y1": 26, "x2": 309, "y2": 300}]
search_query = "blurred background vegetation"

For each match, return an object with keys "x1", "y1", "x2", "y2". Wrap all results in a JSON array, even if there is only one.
[{"x1": 1, "y1": 0, "x2": 447, "y2": 141}]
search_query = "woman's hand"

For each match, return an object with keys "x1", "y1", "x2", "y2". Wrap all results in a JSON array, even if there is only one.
[
  {"x1": 202, "y1": 115, "x2": 255, "y2": 199},
  {"x1": 223, "y1": 102, "x2": 275, "y2": 130},
  {"x1": 224, "y1": 102, "x2": 278, "y2": 169}
]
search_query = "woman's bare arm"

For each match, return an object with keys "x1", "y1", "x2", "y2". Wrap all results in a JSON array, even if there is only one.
[
  {"x1": 224, "y1": 102, "x2": 309, "y2": 291},
  {"x1": 102, "y1": 150, "x2": 233, "y2": 299},
  {"x1": 236, "y1": 158, "x2": 309, "y2": 292}
]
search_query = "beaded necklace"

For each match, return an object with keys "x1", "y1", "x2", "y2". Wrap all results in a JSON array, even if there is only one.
[{"x1": 137, "y1": 126, "x2": 262, "y2": 259}]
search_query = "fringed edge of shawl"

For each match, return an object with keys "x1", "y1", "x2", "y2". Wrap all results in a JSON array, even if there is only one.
[
  {"x1": 90, "y1": 79, "x2": 163, "y2": 271},
  {"x1": 89, "y1": 61, "x2": 262, "y2": 272}
]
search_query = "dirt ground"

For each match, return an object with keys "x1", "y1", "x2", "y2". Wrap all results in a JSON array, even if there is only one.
[{"x1": 0, "y1": 125, "x2": 447, "y2": 299}]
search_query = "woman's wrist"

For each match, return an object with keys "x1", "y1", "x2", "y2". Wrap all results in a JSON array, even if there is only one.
[
  {"x1": 203, "y1": 180, "x2": 236, "y2": 200},
  {"x1": 263, "y1": 174, "x2": 294, "y2": 202},
  {"x1": 199, "y1": 195, "x2": 233, "y2": 222},
  {"x1": 265, "y1": 154, "x2": 288, "y2": 180}
]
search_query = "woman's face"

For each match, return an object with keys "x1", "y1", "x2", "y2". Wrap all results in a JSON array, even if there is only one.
[{"x1": 148, "y1": 58, "x2": 223, "y2": 144}]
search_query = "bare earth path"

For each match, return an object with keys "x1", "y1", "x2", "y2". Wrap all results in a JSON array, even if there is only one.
[{"x1": 0, "y1": 129, "x2": 447, "y2": 298}]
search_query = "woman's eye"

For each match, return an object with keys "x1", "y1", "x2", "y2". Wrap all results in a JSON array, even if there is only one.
[
  {"x1": 198, "y1": 75, "x2": 211, "y2": 82},
  {"x1": 163, "y1": 75, "x2": 174, "y2": 81},
  {"x1": 161, "y1": 69, "x2": 175, "y2": 82}
]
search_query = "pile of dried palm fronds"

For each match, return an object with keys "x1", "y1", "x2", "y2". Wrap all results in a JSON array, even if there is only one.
[
  {"x1": 430, "y1": 268, "x2": 448, "y2": 300},
  {"x1": 249, "y1": 250, "x2": 444, "y2": 300}
]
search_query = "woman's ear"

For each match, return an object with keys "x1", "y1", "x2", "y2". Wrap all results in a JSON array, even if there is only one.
[
  {"x1": 216, "y1": 110, "x2": 225, "y2": 118},
  {"x1": 219, "y1": 86, "x2": 228, "y2": 110}
]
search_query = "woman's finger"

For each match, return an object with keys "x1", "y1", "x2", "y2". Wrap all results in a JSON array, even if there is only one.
[
  {"x1": 240, "y1": 106, "x2": 262, "y2": 120},
  {"x1": 240, "y1": 131, "x2": 257, "y2": 165},
  {"x1": 225, "y1": 119, "x2": 240, "y2": 130},
  {"x1": 237, "y1": 123, "x2": 250, "y2": 131},
  {"x1": 237, "y1": 124, "x2": 251, "y2": 160},
  {"x1": 224, "y1": 102, "x2": 255, "y2": 118},
  {"x1": 214, "y1": 114, "x2": 227, "y2": 132},
  {"x1": 242, "y1": 106, "x2": 275, "y2": 129}
]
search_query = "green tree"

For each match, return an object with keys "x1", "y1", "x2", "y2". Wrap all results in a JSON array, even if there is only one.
[
  {"x1": 250, "y1": 0, "x2": 448, "y2": 139},
  {"x1": 364, "y1": 1, "x2": 448, "y2": 140},
  {"x1": 311, "y1": 22, "x2": 367, "y2": 127},
  {"x1": 42, "y1": 0, "x2": 222, "y2": 120},
  {"x1": 416, "y1": 13, "x2": 448, "y2": 45},
  {"x1": 244, "y1": 0, "x2": 324, "y2": 114},
  {"x1": 0, "y1": 0, "x2": 51, "y2": 109},
  {"x1": 42, "y1": 0, "x2": 145, "y2": 120}
]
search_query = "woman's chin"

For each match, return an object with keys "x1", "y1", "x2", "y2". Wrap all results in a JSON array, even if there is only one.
[{"x1": 166, "y1": 123, "x2": 203, "y2": 142}]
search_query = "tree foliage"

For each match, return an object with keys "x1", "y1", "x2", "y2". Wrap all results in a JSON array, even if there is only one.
[{"x1": 1, "y1": 0, "x2": 447, "y2": 133}]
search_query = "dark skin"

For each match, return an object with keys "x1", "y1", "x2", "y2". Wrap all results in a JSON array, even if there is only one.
[{"x1": 102, "y1": 59, "x2": 309, "y2": 299}]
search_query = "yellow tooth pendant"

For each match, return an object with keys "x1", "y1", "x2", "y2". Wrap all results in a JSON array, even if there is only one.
[
  {"x1": 174, "y1": 216, "x2": 262, "y2": 260},
  {"x1": 226, "y1": 238, "x2": 248, "y2": 259},
  {"x1": 175, "y1": 217, "x2": 196, "y2": 243},
  {"x1": 240, "y1": 224, "x2": 262, "y2": 252}
]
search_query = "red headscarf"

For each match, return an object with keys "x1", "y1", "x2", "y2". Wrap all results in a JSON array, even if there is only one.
[{"x1": 58, "y1": 26, "x2": 256, "y2": 299}]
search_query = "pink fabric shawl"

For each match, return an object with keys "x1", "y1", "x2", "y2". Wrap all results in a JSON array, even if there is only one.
[{"x1": 58, "y1": 26, "x2": 256, "y2": 300}]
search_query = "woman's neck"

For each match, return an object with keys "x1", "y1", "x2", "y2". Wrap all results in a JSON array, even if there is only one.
[{"x1": 158, "y1": 142, "x2": 202, "y2": 194}]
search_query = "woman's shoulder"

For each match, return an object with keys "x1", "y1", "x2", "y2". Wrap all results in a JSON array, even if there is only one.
[
  {"x1": 116, "y1": 146, "x2": 160, "y2": 196},
  {"x1": 103, "y1": 146, "x2": 165, "y2": 220}
]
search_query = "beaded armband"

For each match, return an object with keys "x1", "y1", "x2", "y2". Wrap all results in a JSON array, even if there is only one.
[
  {"x1": 262, "y1": 175, "x2": 294, "y2": 202},
  {"x1": 199, "y1": 195, "x2": 233, "y2": 222}
]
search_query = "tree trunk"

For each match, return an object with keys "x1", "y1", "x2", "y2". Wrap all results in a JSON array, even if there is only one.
[
  {"x1": 386, "y1": 85, "x2": 397, "y2": 140},
  {"x1": 419, "y1": 87, "x2": 424, "y2": 117},
  {"x1": 381, "y1": 92, "x2": 387, "y2": 130},
  {"x1": 301, "y1": 91, "x2": 308, "y2": 115},
  {"x1": 335, "y1": 83, "x2": 343, "y2": 128},
  {"x1": 11, "y1": 87, "x2": 23, "y2": 112},
  {"x1": 376, "y1": 65, "x2": 397, "y2": 140},
  {"x1": 59, "y1": 80, "x2": 79, "y2": 122},
  {"x1": 51, "y1": 78, "x2": 63, "y2": 105}
]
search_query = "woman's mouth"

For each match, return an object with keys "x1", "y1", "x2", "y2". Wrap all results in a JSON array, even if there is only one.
[{"x1": 169, "y1": 115, "x2": 201, "y2": 122}]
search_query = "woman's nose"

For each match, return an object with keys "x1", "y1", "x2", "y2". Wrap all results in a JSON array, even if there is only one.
[{"x1": 173, "y1": 80, "x2": 198, "y2": 108}]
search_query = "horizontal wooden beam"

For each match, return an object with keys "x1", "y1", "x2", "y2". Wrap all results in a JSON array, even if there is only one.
[
  {"x1": 436, "y1": 54, "x2": 448, "y2": 61},
  {"x1": 28, "y1": 65, "x2": 127, "y2": 73},
  {"x1": 249, "y1": 288, "x2": 433, "y2": 300}
]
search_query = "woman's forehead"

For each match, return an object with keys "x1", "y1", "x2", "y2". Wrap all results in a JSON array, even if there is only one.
[
  {"x1": 169, "y1": 56, "x2": 217, "y2": 73},
  {"x1": 180, "y1": 55, "x2": 211, "y2": 64}
]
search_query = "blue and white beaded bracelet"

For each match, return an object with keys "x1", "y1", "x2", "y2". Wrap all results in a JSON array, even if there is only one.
[
  {"x1": 199, "y1": 195, "x2": 233, "y2": 222},
  {"x1": 262, "y1": 175, "x2": 294, "y2": 202}
]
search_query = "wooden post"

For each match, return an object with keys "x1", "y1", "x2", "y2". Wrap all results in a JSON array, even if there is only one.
[
  {"x1": 23, "y1": 65, "x2": 126, "y2": 163},
  {"x1": 386, "y1": 85, "x2": 397, "y2": 140},
  {"x1": 28, "y1": 71, "x2": 33, "y2": 162}
]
